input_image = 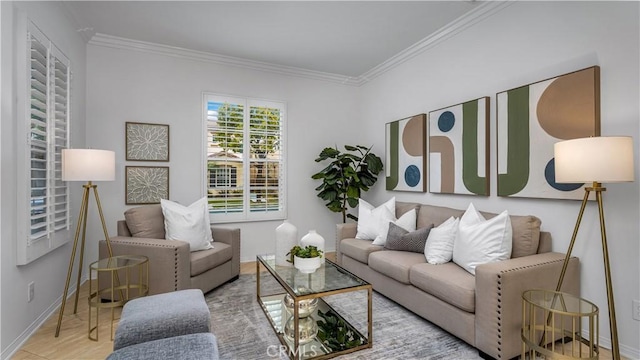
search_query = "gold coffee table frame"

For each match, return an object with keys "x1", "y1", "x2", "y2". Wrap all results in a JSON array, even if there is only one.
[
  {"x1": 257, "y1": 255, "x2": 372, "y2": 360},
  {"x1": 88, "y1": 255, "x2": 149, "y2": 341},
  {"x1": 522, "y1": 289, "x2": 599, "y2": 360}
]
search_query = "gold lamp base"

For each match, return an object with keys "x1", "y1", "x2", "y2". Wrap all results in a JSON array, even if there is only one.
[
  {"x1": 554, "y1": 182, "x2": 620, "y2": 360},
  {"x1": 54, "y1": 181, "x2": 114, "y2": 337}
]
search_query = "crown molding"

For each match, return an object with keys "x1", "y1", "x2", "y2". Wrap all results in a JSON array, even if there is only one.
[
  {"x1": 88, "y1": 1, "x2": 512, "y2": 87},
  {"x1": 358, "y1": 1, "x2": 514, "y2": 84},
  {"x1": 89, "y1": 34, "x2": 361, "y2": 86}
]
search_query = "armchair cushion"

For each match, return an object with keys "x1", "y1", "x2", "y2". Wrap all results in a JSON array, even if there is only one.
[
  {"x1": 161, "y1": 198, "x2": 214, "y2": 252},
  {"x1": 124, "y1": 204, "x2": 165, "y2": 239},
  {"x1": 190, "y1": 243, "x2": 232, "y2": 277}
]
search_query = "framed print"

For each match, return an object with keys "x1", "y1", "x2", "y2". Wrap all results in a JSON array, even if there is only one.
[
  {"x1": 428, "y1": 97, "x2": 489, "y2": 196},
  {"x1": 385, "y1": 114, "x2": 426, "y2": 192},
  {"x1": 126, "y1": 122, "x2": 170, "y2": 161},
  {"x1": 497, "y1": 66, "x2": 600, "y2": 200},
  {"x1": 125, "y1": 166, "x2": 169, "y2": 204}
]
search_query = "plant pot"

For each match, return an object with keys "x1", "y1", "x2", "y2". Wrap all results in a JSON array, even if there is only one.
[{"x1": 294, "y1": 256, "x2": 321, "y2": 274}]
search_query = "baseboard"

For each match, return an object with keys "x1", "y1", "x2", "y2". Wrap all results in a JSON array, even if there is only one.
[
  {"x1": 0, "y1": 276, "x2": 87, "y2": 360},
  {"x1": 581, "y1": 329, "x2": 640, "y2": 359}
]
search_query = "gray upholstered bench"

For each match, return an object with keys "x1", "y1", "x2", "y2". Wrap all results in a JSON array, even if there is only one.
[
  {"x1": 108, "y1": 333, "x2": 219, "y2": 360},
  {"x1": 114, "y1": 288, "x2": 211, "y2": 349},
  {"x1": 110, "y1": 289, "x2": 217, "y2": 358}
]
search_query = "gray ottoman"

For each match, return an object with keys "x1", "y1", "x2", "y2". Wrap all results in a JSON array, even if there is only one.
[
  {"x1": 114, "y1": 289, "x2": 211, "y2": 350},
  {"x1": 107, "y1": 333, "x2": 219, "y2": 360}
]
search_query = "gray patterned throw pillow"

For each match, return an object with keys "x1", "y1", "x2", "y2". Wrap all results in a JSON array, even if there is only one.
[{"x1": 385, "y1": 222, "x2": 435, "y2": 253}]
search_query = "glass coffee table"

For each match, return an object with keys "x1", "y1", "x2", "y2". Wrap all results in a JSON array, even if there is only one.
[{"x1": 256, "y1": 255, "x2": 372, "y2": 360}]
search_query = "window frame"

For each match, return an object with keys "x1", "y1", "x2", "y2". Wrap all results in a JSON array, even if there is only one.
[
  {"x1": 202, "y1": 93, "x2": 287, "y2": 223},
  {"x1": 16, "y1": 19, "x2": 71, "y2": 265}
]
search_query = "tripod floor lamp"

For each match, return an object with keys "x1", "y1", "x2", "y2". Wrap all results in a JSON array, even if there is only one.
[
  {"x1": 55, "y1": 149, "x2": 115, "y2": 337},
  {"x1": 553, "y1": 136, "x2": 634, "y2": 360}
]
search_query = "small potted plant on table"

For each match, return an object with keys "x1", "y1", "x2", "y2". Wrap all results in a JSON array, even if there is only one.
[{"x1": 287, "y1": 245, "x2": 323, "y2": 274}]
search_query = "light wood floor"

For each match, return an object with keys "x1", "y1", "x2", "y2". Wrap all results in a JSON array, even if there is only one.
[{"x1": 12, "y1": 253, "x2": 619, "y2": 360}]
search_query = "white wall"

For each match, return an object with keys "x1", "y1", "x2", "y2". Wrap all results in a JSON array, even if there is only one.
[
  {"x1": 0, "y1": 1, "x2": 87, "y2": 357},
  {"x1": 359, "y1": 1, "x2": 639, "y2": 356},
  {"x1": 85, "y1": 45, "x2": 361, "y2": 264}
]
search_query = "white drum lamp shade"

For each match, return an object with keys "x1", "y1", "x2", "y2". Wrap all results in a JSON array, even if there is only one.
[
  {"x1": 62, "y1": 149, "x2": 115, "y2": 182},
  {"x1": 554, "y1": 136, "x2": 634, "y2": 184}
]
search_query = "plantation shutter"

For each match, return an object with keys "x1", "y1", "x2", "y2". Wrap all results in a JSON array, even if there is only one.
[
  {"x1": 18, "y1": 21, "x2": 71, "y2": 265},
  {"x1": 205, "y1": 94, "x2": 286, "y2": 222}
]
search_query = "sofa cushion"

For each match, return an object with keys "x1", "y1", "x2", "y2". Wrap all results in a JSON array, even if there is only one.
[
  {"x1": 368, "y1": 251, "x2": 425, "y2": 284},
  {"x1": 371, "y1": 209, "x2": 417, "y2": 246},
  {"x1": 355, "y1": 198, "x2": 395, "y2": 242},
  {"x1": 424, "y1": 216, "x2": 459, "y2": 264},
  {"x1": 190, "y1": 242, "x2": 232, "y2": 277},
  {"x1": 417, "y1": 204, "x2": 464, "y2": 229},
  {"x1": 124, "y1": 204, "x2": 165, "y2": 239},
  {"x1": 385, "y1": 223, "x2": 434, "y2": 253},
  {"x1": 481, "y1": 211, "x2": 541, "y2": 258},
  {"x1": 416, "y1": 204, "x2": 541, "y2": 258},
  {"x1": 161, "y1": 198, "x2": 214, "y2": 252},
  {"x1": 453, "y1": 204, "x2": 513, "y2": 275},
  {"x1": 410, "y1": 262, "x2": 476, "y2": 313},
  {"x1": 339, "y1": 238, "x2": 384, "y2": 264},
  {"x1": 395, "y1": 201, "x2": 420, "y2": 219}
]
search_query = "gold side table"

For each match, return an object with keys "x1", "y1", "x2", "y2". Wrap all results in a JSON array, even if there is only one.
[
  {"x1": 88, "y1": 255, "x2": 149, "y2": 341},
  {"x1": 522, "y1": 289, "x2": 599, "y2": 360}
]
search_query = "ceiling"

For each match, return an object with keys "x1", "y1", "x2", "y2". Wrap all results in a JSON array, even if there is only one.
[{"x1": 62, "y1": 1, "x2": 480, "y2": 77}]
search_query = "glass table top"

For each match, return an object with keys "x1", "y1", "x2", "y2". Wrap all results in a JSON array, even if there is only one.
[
  {"x1": 90, "y1": 255, "x2": 148, "y2": 271},
  {"x1": 523, "y1": 289, "x2": 598, "y2": 316},
  {"x1": 257, "y1": 254, "x2": 369, "y2": 296}
]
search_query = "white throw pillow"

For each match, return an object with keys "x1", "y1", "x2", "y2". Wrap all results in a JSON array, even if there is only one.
[
  {"x1": 355, "y1": 197, "x2": 395, "y2": 240},
  {"x1": 372, "y1": 208, "x2": 417, "y2": 246},
  {"x1": 160, "y1": 197, "x2": 214, "y2": 252},
  {"x1": 453, "y1": 203, "x2": 513, "y2": 275},
  {"x1": 424, "y1": 216, "x2": 459, "y2": 264}
]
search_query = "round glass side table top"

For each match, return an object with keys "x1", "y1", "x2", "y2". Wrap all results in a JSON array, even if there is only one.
[{"x1": 88, "y1": 254, "x2": 149, "y2": 341}]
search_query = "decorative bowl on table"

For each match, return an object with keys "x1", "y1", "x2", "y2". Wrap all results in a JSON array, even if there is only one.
[{"x1": 293, "y1": 256, "x2": 321, "y2": 274}]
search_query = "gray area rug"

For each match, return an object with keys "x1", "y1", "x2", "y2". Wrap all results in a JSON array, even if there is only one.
[{"x1": 205, "y1": 274, "x2": 481, "y2": 360}]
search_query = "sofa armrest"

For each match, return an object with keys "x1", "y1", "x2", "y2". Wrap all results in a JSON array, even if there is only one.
[
  {"x1": 474, "y1": 252, "x2": 580, "y2": 360},
  {"x1": 336, "y1": 223, "x2": 357, "y2": 265},
  {"x1": 211, "y1": 227, "x2": 241, "y2": 277},
  {"x1": 99, "y1": 236, "x2": 191, "y2": 295}
]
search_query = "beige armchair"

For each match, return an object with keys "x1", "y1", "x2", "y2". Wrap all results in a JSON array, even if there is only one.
[{"x1": 98, "y1": 205, "x2": 240, "y2": 295}]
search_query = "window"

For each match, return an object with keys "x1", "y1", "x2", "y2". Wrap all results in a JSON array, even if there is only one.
[
  {"x1": 17, "y1": 21, "x2": 71, "y2": 265},
  {"x1": 203, "y1": 94, "x2": 286, "y2": 222}
]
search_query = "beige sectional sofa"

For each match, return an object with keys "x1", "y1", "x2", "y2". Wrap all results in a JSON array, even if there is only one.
[{"x1": 336, "y1": 201, "x2": 580, "y2": 360}]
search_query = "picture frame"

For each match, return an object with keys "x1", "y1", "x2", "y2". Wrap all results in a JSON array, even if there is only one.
[
  {"x1": 125, "y1": 122, "x2": 170, "y2": 161},
  {"x1": 496, "y1": 66, "x2": 600, "y2": 200},
  {"x1": 385, "y1": 114, "x2": 427, "y2": 192},
  {"x1": 125, "y1": 166, "x2": 170, "y2": 205},
  {"x1": 428, "y1": 97, "x2": 490, "y2": 196}
]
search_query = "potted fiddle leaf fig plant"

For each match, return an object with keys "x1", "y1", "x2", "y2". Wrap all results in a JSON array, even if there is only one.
[
  {"x1": 287, "y1": 245, "x2": 323, "y2": 274},
  {"x1": 311, "y1": 145, "x2": 383, "y2": 223}
]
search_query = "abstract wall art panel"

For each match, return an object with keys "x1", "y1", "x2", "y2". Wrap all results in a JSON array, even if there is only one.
[
  {"x1": 497, "y1": 66, "x2": 600, "y2": 199},
  {"x1": 126, "y1": 122, "x2": 170, "y2": 161},
  {"x1": 428, "y1": 97, "x2": 489, "y2": 196},
  {"x1": 126, "y1": 166, "x2": 170, "y2": 204},
  {"x1": 386, "y1": 114, "x2": 426, "y2": 192}
]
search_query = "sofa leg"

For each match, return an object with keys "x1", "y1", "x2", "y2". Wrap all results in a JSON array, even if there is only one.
[{"x1": 478, "y1": 350, "x2": 496, "y2": 360}]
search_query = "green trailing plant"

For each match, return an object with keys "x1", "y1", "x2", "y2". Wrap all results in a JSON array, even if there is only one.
[
  {"x1": 316, "y1": 309, "x2": 365, "y2": 351},
  {"x1": 311, "y1": 145, "x2": 383, "y2": 223},
  {"x1": 286, "y1": 245, "x2": 323, "y2": 263}
]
